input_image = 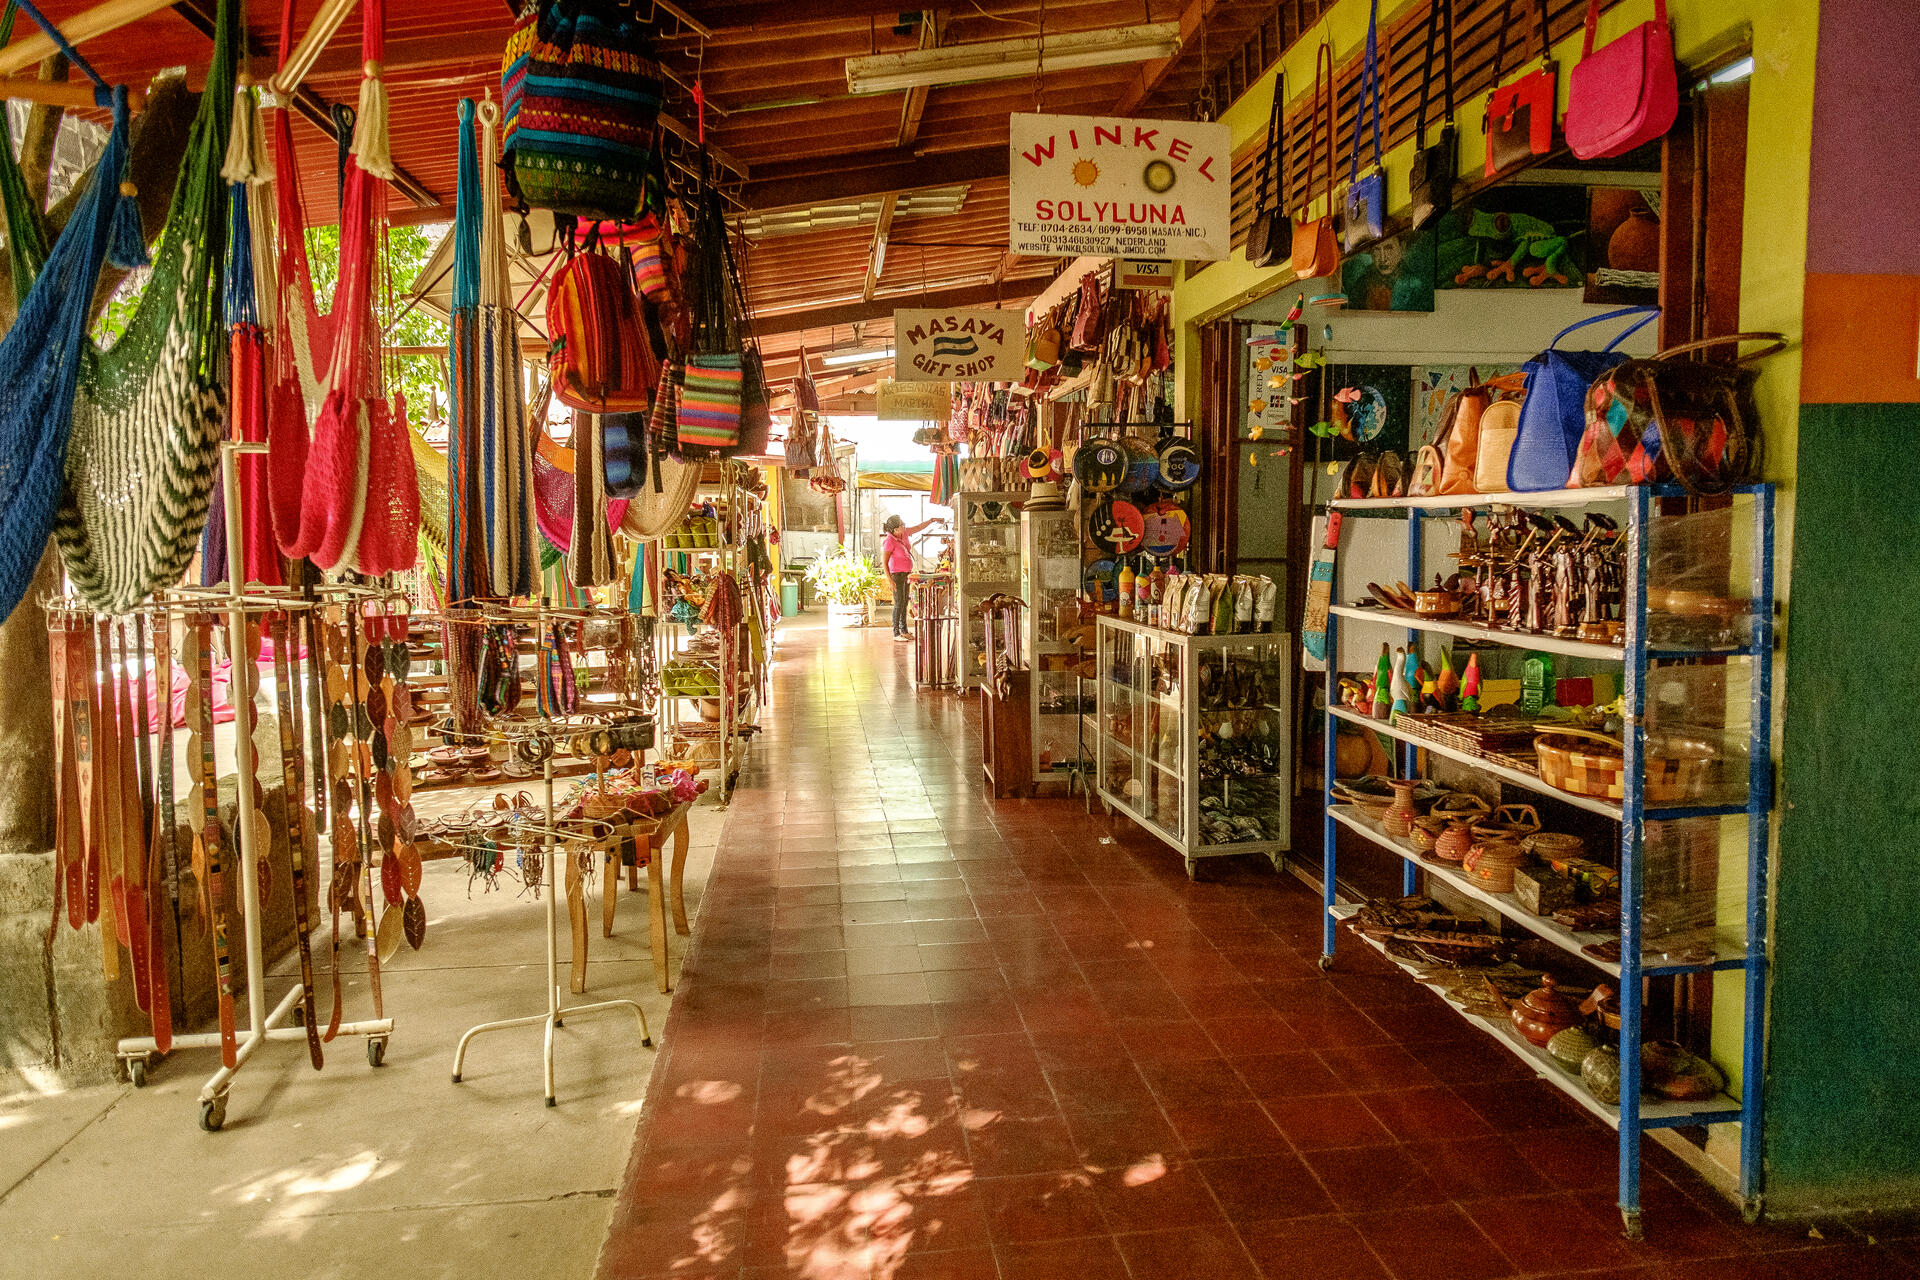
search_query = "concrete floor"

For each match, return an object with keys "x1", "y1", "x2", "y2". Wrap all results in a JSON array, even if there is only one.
[{"x1": 0, "y1": 779, "x2": 727, "y2": 1279}]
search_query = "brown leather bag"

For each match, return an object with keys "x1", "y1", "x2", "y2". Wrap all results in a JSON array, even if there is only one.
[
  {"x1": 1290, "y1": 42, "x2": 1342, "y2": 279},
  {"x1": 1429, "y1": 370, "x2": 1527, "y2": 493},
  {"x1": 1431, "y1": 368, "x2": 1491, "y2": 493}
]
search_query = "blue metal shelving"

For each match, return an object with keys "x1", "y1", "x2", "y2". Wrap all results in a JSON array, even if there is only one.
[{"x1": 1317, "y1": 483, "x2": 1774, "y2": 1238}]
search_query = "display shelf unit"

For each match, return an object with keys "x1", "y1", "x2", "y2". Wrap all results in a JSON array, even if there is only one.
[
  {"x1": 1319, "y1": 483, "x2": 1775, "y2": 1236},
  {"x1": 953, "y1": 491, "x2": 1024, "y2": 692},
  {"x1": 658, "y1": 469, "x2": 765, "y2": 803},
  {"x1": 1095, "y1": 616, "x2": 1291, "y2": 877},
  {"x1": 1019, "y1": 506, "x2": 1086, "y2": 785},
  {"x1": 1327, "y1": 904, "x2": 1742, "y2": 1130}
]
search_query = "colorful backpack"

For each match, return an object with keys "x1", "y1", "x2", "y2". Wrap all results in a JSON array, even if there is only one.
[{"x1": 501, "y1": 0, "x2": 662, "y2": 220}]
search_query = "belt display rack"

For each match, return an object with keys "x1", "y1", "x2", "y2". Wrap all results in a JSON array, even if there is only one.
[
  {"x1": 102, "y1": 442, "x2": 397, "y2": 1131},
  {"x1": 442, "y1": 601, "x2": 656, "y2": 1106}
]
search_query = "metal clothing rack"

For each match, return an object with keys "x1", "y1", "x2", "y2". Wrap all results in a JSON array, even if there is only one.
[
  {"x1": 1318, "y1": 483, "x2": 1776, "y2": 1235},
  {"x1": 112, "y1": 441, "x2": 395, "y2": 1131},
  {"x1": 442, "y1": 603, "x2": 655, "y2": 1106}
]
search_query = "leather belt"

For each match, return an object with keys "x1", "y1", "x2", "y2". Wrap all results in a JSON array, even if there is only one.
[
  {"x1": 271, "y1": 612, "x2": 324, "y2": 1070},
  {"x1": 147, "y1": 613, "x2": 173, "y2": 1055},
  {"x1": 190, "y1": 616, "x2": 238, "y2": 1068}
]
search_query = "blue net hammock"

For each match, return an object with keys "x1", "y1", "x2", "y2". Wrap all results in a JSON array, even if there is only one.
[{"x1": 0, "y1": 0, "x2": 149, "y2": 622}]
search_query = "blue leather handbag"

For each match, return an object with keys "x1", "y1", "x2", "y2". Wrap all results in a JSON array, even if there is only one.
[{"x1": 1507, "y1": 306, "x2": 1660, "y2": 491}]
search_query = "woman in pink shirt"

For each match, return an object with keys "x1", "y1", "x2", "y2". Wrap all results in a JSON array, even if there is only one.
[{"x1": 882, "y1": 514, "x2": 942, "y2": 640}]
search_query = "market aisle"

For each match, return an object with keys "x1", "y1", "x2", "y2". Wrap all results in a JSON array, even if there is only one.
[{"x1": 597, "y1": 622, "x2": 1913, "y2": 1280}]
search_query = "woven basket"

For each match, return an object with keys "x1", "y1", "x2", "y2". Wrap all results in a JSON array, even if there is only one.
[
  {"x1": 1534, "y1": 727, "x2": 1712, "y2": 803},
  {"x1": 1463, "y1": 837, "x2": 1528, "y2": 893}
]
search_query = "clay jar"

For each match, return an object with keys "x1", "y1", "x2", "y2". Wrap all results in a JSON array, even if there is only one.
[
  {"x1": 1429, "y1": 793, "x2": 1490, "y2": 863},
  {"x1": 1511, "y1": 975, "x2": 1581, "y2": 1047},
  {"x1": 1382, "y1": 779, "x2": 1426, "y2": 838}
]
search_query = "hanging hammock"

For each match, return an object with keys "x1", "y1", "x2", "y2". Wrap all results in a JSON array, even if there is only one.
[
  {"x1": 48, "y1": 0, "x2": 238, "y2": 615},
  {"x1": 0, "y1": 0, "x2": 148, "y2": 623},
  {"x1": 222, "y1": 119, "x2": 282, "y2": 587},
  {"x1": 446, "y1": 98, "x2": 536, "y2": 602},
  {"x1": 264, "y1": 0, "x2": 418, "y2": 575}
]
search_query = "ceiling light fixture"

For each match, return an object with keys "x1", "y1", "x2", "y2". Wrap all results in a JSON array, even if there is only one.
[
  {"x1": 845, "y1": 23, "x2": 1182, "y2": 95},
  {"x1": 821, "y1": 348, "x2": 896, "y2": 368}
]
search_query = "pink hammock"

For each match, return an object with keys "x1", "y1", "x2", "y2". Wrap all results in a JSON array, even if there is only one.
[{"x1": 264, "y1": 0, "x2": 418, "y2": 575}]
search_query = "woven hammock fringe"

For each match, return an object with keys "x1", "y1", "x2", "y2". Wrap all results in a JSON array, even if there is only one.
[
  {"x1": 351, "y1": 72, "x2": 395, "y2": 180},
  {"x1": 221, "y1": 87, "x2": 271, "y2": 184}
]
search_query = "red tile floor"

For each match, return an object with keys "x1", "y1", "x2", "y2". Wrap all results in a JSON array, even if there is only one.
[{"x1": 597, "y1": 622, "x2": 1918, "y2": 1280}]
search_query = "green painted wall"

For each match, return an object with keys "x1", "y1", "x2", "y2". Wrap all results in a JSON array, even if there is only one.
[{"x1": 1770, "y1": 402, "x2": 1920, "y2": 1212}]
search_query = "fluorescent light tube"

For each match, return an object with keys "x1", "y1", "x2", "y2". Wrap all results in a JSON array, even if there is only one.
[
  {"x1": 846, "y1": 23, "x2": 1182, "y2": 95},
  {"x1": 822, "y1": 348, "x2": 895, "y2": 368}
]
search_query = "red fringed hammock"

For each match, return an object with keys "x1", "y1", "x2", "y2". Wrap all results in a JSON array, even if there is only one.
[{"x1": 264, "y1": 0, "x2": 418, "y2": 575}]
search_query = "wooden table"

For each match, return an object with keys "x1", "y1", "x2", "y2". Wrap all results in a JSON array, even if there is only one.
[{"x1": 599, "y1": 800, "x2": 693, "y2": 993}]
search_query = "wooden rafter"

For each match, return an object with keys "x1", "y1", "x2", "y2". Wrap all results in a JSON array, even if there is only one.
[
  {"x1": 895, "y1": 10, "x2": 936, "y2": 148},
  {"x1": 742, "y1": 144, "x2": 1003, "y2": 212},
  {"x1": 750, "y1": 279, "x2": 1041, "y2": 337},
  {"x1": 1109, "y1": 0, "x2": 1226, "y2": 116}
]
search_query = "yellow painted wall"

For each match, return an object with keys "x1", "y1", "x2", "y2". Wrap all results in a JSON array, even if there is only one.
[{"x1": 1172, "y1": 0, "x2": 1822, "y2": 1190}]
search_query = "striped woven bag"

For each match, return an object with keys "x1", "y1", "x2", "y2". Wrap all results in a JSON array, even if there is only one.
[{"x1": 675, "y1": 354, "x2": 744, "y2": 456}]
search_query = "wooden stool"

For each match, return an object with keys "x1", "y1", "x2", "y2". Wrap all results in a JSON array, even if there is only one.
[{"x1": 601, "y1": 800, "x2": 693, "y2": 992}]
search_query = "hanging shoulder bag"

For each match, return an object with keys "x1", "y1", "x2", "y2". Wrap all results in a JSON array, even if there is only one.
[
  {"x1": 1570, "y1": 332, "x2": 1785, "y2": 493},
  {"x1": 548, "y1": 245, "x2": 658, "y2": 415},
  {"x1": 1506, "y1": 305, "x2": 1660, "y2": 490},
  {"x1": 1429, "y1": 368, "x2": 1492, "y2": 494},
  {"x1": 1290, "y1": 42, "x2": 1342, "y2": 279},
  {"x1": 504, "y1": 0, "x2": 663, "y2": 220},
  {"x1": 1341, "y1": 0, "x2": 1387, "y2": 253},
  {"x1": 1564, "y1": 0, "x2": 1679, "y2": 159},
  {"x1": 1246, "y1": 71, "x2": 1291, "y2": 268},
  {"x1": 1484, "y1": 0, "x2": 1558, "y2": 178},
  {"x1": 1409, "y1": 0, "x2": 1457, "y2": 230}
]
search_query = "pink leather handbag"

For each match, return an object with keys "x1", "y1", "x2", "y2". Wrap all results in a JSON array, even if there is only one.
[{"x1": 1564, "y1": 0, "x2": 1679, "y2": 160}]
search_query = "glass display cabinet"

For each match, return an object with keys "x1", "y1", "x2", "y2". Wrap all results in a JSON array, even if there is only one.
[
  {"x1": 1020, "y1": 505, "x2": 1086, "y2": 786},
  {"x1": 1095, "y1": 616, "x2": 1293, "y2": 876},
  {"x1": 954, "y1": 491, "x2": 1024, "y2": 692}
]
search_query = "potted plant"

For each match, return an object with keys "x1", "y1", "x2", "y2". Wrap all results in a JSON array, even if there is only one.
[{"x1": 805, "y1": 545, "x2": 882, "y2": 628}]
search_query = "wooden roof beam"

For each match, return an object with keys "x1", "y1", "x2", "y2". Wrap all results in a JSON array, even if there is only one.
[
  {"x1": 742, "y1": 144, "x2": 1003, "y2": 212},
  {"x1": 750, "y1": 278, "x2": 1039, "y2": 337},
  {"x1": 1109, "y1": 0, "x2": 1225, "y2": 116}
]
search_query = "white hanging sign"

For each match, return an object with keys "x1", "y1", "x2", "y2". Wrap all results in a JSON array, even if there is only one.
[
  {"x1": 892, "y1": 307, "x2": 1026, "y2": 382},
  {"x1": 1008, "y1": 112, "x2": 1233, "y2": 261}
]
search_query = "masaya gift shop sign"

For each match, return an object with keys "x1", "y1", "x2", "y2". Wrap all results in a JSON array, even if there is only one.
[
  {"x1": 1009, "y1": 112, "x2": 1232, "y2": 261},
  {"x1": 892, "y1": 307, "x2": 1025, "y2": 382}
]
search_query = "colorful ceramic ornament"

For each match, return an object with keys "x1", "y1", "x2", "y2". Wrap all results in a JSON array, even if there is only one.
[
  {"x1": 1139, "y1": 501, "x2": 1190, "y2": 558},
  {"x1": 1108, "y1": 500, "x2": 1146, "y2": 554}
]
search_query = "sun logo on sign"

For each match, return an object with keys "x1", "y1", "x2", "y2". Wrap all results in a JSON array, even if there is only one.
[{"x1": 1072, "y1": 158, "x2": 1100, "y2": 187}]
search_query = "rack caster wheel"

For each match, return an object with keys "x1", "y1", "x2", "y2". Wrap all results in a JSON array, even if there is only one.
[
  {"x1": 291, "y1": 1006, "x2": 304, "y2": 1027},
  {"x1": 128, "y1": 1058, "x2": 149, "y2": 1088},
  {"x1": 1621, "y1": 1209, "x2": 1643, "y2": 1241},
  {"x1": 1317, "y1": 954, "x2": 1335, "y2": 972},
  {"x1": 451, "y1": 1072, "x2": 462, "y2": 1084},
  {"x1": 199, "y1": 1095, "x2": 227, "y2": 1132},
  {"x1": 367, "y1": 1038, "x2": 387, "y2": 1068},
  {"x1": 545, "y1": 1096, "x2": 556, "y2": 1108}
]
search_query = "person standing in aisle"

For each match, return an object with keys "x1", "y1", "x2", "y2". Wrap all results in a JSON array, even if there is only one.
[{"x1": 882, "y1": 513, "x2": 943, "y2": 641}]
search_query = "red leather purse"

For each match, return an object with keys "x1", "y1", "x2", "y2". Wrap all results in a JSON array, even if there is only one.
[
  {"x1": 1484, "y1": 0, "x2": 1557, "y2": 178},
  {"x1": 1564, "y1": 0, "x2": 1679, "y2": 160}
]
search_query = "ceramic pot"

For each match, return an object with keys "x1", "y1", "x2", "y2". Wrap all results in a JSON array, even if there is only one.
[
  {"x1": 1582, "y1": 1045, "x2": 1623, "y2": 1104},
  {"x1": 1642, "y1": 1040, "x2": 1727, "y2": 1101},
  {"x1": 1608, "y1": 207, "x2": 1661, "y2": 273},
  {"x1": 1382, "y1": 779, "x2": 1425, "y2": 838},
  {"x1": 1511, "y1": 975, "x2": 1580, "y2": 1047},
  {"x1": 1547, "y1": 1025, "x2": 1600, "y2": 1071}
]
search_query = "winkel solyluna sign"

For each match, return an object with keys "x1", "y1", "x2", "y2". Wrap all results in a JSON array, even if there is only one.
[
  {"x1": 892, "y1": 307, "x2": 1026, "y2": 382},
  {"x1": 1008, "y1": 112, "x2": 1232, "y2": 261}
]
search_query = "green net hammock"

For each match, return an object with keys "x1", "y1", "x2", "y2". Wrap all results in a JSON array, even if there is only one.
[{"x1": 49, "y1": 0, "x2": 239, "y2": 614}]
